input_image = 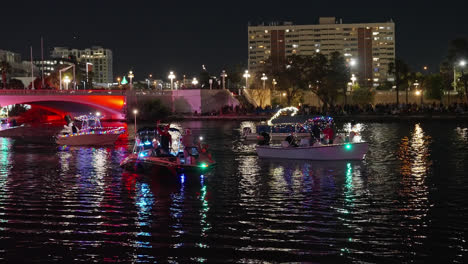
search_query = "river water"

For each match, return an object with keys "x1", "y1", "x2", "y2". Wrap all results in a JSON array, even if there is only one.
[{"x1": 0, "y1": 121, "x2": 467, "y2": 263}]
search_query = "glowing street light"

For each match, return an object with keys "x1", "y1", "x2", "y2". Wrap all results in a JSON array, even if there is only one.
[
  {"x1": 350, "y1": 58, "x2": 357, "y2": 67},
  {"x1": 261, "y1": 73, "x2": 268, "y2": 89},
  {"x1": 351, "y1": 74, "x2": 357, "y2": 85},
  {"x1": 63, "y1": 76, "x2": 71, "y2": 90},
  {"x1": 220, "y1": 70, "x2": 227, "y2": 89},
  {"x1": 192, "y1": 77, "x2": 199, "y2": 86},
  {"x1": 460, "y1": 60, "x2": 467, "y2": 67},
  {"x1": 272, "y1": 79, "x2": 277, "y2": 90},
  {"x1": 242, "y1": 70, "x2": 251, "y2": 95},
  {"x1": 128, "y1": 71, "x2": 134, "y2": 90},
  {"x1": 117, "y1": 77, "x2": 121, "y2": 86},
  {"x1": 168, "y1": 71, "x2": 176, "y2": 90},
  {"x1": 133, "y1": 109, "x2": 138, "y2": 135}
]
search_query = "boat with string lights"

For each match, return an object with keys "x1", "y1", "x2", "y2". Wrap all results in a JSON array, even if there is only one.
[
  {"x1": 56, "y1": 114, "x2": 124, "y2": 146},
  {"x1": 120, "y1": 127, "x2": 216, "y2": 175},
  {"x1": 256, "y1": 141, "x2": 369, "y2": 160},
  {"x1": 252, "y1": 107, "x2": 369, "y2": 160},
  {"x1": 242, "y1": 107, "x2": 311, "y2": 141}
]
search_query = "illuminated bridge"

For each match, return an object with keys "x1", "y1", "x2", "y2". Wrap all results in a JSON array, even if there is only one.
[
  {"x1": 0, "y1": 89, "x2": 239, "y2": 120},
  {"x1": 0, "y1": 90, "x2": 126, "y2": 120}
]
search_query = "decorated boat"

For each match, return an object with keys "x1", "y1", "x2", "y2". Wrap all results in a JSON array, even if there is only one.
[
  {"x1": 56, "y1": 114, "x2": 124, "y2": 145},
  {"x1": 120, "y1": 127, "x2": 216, "y2": 176},
  {"x1": 256, "y1": 142, "x2": 369, "y2": 160}
]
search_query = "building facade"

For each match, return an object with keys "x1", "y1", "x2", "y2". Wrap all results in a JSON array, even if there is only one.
[
  {"x1": 51, "y1": 46, "x2": 113, "y2": 83},
  {"x1": 248, "y1": 17, "x2": 395, "y2": 87}
]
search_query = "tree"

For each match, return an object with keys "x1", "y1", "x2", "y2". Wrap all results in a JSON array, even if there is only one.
[
  {"x1": 388, "y1": 59, "x2": 410, "y2": 104},
  {"x1": 226, "y1": 63, "x2": 246, "y2": 90},
  {"x1": 0, "y1": 61, "x2": 12, "y2": 89},
  {"x1": 352, "y1": 84, "x2": 375, "y2": 106},
  {"x1": 8, "y1": 79, "x2": 24, "y2": 89},
  {"x1": 424, "y1": 74, "x2": 444, "y2": 100},
  {"x1": 443, "y1": 38, "x2": 468, "y2": 101}
]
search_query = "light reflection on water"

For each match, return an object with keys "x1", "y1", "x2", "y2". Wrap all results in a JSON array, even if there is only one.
[{"x1": 0, "y1": 121, "x2": 467, "y2": 262}]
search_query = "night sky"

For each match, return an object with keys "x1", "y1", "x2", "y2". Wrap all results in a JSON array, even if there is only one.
[{"x1": 3, "y1": 0, "x2": 468, "y2": 81}]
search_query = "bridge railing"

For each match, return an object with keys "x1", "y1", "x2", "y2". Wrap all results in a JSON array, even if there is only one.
[
  {"x1": 0, "y1": 89, "x2": 176, "y2": 96},
  {"x1": 0, "y1": 89, "x2": 127, "y2": 95}
]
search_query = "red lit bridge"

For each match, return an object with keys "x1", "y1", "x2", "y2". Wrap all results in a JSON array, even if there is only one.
[
  {"x1": 0, "y1": 90, "x2": 127, "y2": 120},
  {"x1": 0, "y1": 89, "x2": 239, "y2": 121}
]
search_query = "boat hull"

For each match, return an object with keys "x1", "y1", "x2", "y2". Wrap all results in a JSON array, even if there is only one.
[
  {"x1": 56, "y1": 133, "x2": 121, "y2": 146},
  {"x1": 244, "y1": 132, "x2": 310, "y2": 141},
  {"x1": 120, "y1": 154, "x2": 216, "y2": 176},
  {"x1": 256, "y1": 142, "x2": 369, "y2": 160}
]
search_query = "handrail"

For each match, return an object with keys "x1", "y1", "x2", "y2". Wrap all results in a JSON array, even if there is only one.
[
  {"x1": 0, "y1": 89, "x2": 127, "y2": 95},
  {"x1": 0, "y1": 89, "x2": 179, "y2": 96}
]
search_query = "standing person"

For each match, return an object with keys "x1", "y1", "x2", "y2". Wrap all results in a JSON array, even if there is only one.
[
  {"x1": 322, "y1": 124, "x2": 334, "y2": 144},
  {"x1": 156, "y1": 121, "x2": 172, "y2": 154},
  {"x1": 181, "y1": 128, "x2": 199, "y2": 164},
  {"x1": 311, "y1": 121, "x2": 321, "y2": 142}
]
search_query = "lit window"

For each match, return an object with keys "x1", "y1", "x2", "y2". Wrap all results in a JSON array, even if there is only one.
[
  {"x1": 316, "y1": 49, "x2": 320, "y2": 53},
  {"x1": 292, "y1": 44, "x2": 299, "y2": 48},
  {"x1": 373, "y1": 58, "x2": 379, "y2": 61},
  {"x1": 373, "y1": 32, "x2": 379, "y2": 35},
  {"x1": 286, "y1": 29, "x2": 290, "y2": 32},
  {"x1": 344, "y1": 53, "x2": 352, "y2": 57},
  {"x1": 265, "y1": 30, "x2": 269, "y2": 33},
  {"x1": 373, "y1": 78, "x2": 379, "y2": 82}
]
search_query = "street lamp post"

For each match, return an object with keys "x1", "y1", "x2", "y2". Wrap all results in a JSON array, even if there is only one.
[
  {"x1": 168, "y1": 71, "x2": 175, "y2": 90},
  {"x1": 460, "y1": 60, "x2": 467, "y2": 102},
  {"x1": 272, "y1": 79, "x2": 277, "y2": 90},
  {"x1": 128, "y1": 71, "x2": 134, "y2": 90},
  {"x1": 192, "y1": 77, "x2": 198, "y2": 87},
  {"x1": 221, "y1": 70, "x2": 227, "y2": 89},
  {"x1": 414, "y1": 81, "x2": 422, "y2": 105},
  {"x1": 261, "y1": 73, "x2": 268, "y2": 89},
  {"x1": 133, "y1": 109, "x2": 138, "y2": 135},
  {"x1": 209, "y1": 79, "x2": 213, "y2": 90},
  {"x1": 63, "y1": 76, "x2": 70, "y2": 90},
  {"x1": 242, "y1": 70, "x2": 250, "y2": 95}
]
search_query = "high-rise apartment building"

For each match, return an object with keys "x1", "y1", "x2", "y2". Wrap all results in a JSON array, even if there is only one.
[
  {"x1": 248, "y1": 17, "x2": 395, "y2": 87},
  {"x1": 51, "y1": 46, "x2": 113, "y2": 83}
]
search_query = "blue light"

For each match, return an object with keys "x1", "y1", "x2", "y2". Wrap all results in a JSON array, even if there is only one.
[
  {"x1": 144, "y1": 141, "x2": 151, "y2": 145},
  {"x1": 180, "y1": 174, "x2": 185, "y2": 184},
  {"x1": 139, "y1": 152, "x2": 148, "y2": 158}
]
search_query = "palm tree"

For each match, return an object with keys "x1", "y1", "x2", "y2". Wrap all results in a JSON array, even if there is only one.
[
  {"x1": 388, "y1": 59, "x2": 410, "y2": 105},
  {"x1": 0, "y1": 61, "x2": 12, "y2": 89}
]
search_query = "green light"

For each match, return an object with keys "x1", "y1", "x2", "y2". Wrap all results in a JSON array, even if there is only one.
[
  {"x1": 199, "y1": 163, "x2": 208, "y2": 168},
  {"x1": 345, "y1": 143, "x2": 352, "y2": 150}
]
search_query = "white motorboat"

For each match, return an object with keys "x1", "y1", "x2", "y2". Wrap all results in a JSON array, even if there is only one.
[
  {"x1": 56, "y1": 114, "x2": 124, "y2": 146},
  {"x1": 256, "y1": 142, "x2": 369, "y2": 160}
]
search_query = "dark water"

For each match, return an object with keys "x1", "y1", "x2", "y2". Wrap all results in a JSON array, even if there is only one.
[{"x1": 0, "y1": 121, "x2": 467, "y2": 263}]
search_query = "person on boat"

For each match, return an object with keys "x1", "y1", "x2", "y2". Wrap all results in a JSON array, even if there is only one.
[
  {"x1": 156, "y1": 121, "x2": 172, "y2": 154},
  {"x1": 285, "y1": 134, "x2": 298, "y2": 147},
  {"x1": 182, "y1": 128, "x2": 199, "y2": 164},
  {"x1": 258, "y1": 131, "x2": 270, "y2": 145},
  {"x1": 197, "y1": 144, "x2": 213, "y2": 164},
  {"x1": 323, "y1": 124, "x2": 334, "y2": 144},
  {"x1": 311, "y1": 121, "x2": 321, "y2": 141}
]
